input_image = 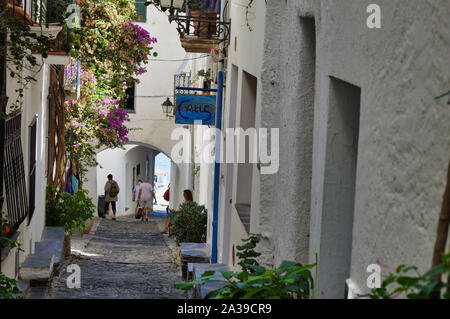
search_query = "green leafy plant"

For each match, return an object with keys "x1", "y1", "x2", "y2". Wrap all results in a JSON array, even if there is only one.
[
  {"x1": 0, "y1": 272, "x2": 22, "y2": 299},
  {"x1": 175, "y1": 234, "x2": 317, "y2": 299},
  {"x1": 369, "y1": 252, "x2": 450, "y2": 299},
  {"x1": 195, "y1": 68, "x2": 211, "y2": 81},
  {"x1": 0, "y1": 214, "x2": 21, "y2": 251},
  {"x1": 171, "y1": 201, "x2": 207, "y2": 244},
  {"x1": 236, "y1": 233, "x2": 261, "y2": 273},
  {"x1": 195, "y1": 68, "x2": 212, "y2": 88},
  {"x1": 1, "y1": 7, "x2": 53, "y2": 116},
  {"x1": 192, "y1": 166, "x2": 200, "y2": 177},
  {"x1": 0, "y1": 212, "x2": 23, "y2": 299},
  {"x1": 46, "y1": 186, "x2": 95, "y2": 235}
]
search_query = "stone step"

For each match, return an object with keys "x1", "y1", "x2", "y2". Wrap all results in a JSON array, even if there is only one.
[
  {"x1": 17, "y1": 280, "x2": 30, "y2": 298},
  {"x1": 35, "y1": 227, "x2": 65, "y2": 265},
  {"x1": 28, "y1": 286, "x2": 48, "y2": 299},
  {"x1": 180, "y1": 243, "x2": 210, "y2": 280},
  {"x1": 18, "y1": 226, "x2": 65, "y2": 282},
  {"x1": 191, "y1": 263, "x2": 231, "y2": 299},
  {"x1": 19, "y1": 253, "x2": 55, "y2": 281}
]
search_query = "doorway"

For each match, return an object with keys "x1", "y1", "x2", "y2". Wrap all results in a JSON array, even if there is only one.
[{"x1": 319, "y1": 77, "x2": 361, "y2": 298}]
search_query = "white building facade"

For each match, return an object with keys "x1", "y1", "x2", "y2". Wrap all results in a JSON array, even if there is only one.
[
  {"x1": 1, "y1": 14, "x2": 69, "y2": 279},
  {"x1": 205, "y1": 0, "x2": 450, "y2": 299}
]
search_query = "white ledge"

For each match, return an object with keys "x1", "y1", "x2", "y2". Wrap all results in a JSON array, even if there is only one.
[{"x1": 29, "y1": 25, "x2": 63, "y2": 40}]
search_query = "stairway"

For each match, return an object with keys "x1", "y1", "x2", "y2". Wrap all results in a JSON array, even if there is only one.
[{"x1": 18, "y1": 227, "x2": 65, "y2": 298}]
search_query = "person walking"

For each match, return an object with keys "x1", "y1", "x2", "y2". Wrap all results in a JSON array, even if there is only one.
[
  {"x1": 133, "y1": 179, "x2": 143, "y2": 219},
  {"x1": 137, "y1": 176, "x2": 157, "y2": 223},
  {"x1": 104, "y1": 174, "x2": 120, "y2": 220}
]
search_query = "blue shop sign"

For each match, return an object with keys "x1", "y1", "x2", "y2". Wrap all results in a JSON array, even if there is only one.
[{"x1": 175, "y1": 94, "x2": 216, "y2": 125}]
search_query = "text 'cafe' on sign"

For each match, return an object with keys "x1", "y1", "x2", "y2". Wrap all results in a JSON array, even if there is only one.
[{"x1": 175, "y1": 94, "x2": 217, "y2": 126}]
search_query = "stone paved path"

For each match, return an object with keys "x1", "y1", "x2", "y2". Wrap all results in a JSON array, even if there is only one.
[{"x1": 48, "y1": 216, "x2": 186, "y2": 299}]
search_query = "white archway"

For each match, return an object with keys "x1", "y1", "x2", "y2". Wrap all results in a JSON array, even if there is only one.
[{"x1": 84, "y1": 137, "x2": 191, "y2": 218}]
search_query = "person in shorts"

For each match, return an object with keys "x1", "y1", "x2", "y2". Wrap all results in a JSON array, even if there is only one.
[
  {"x1": 133, "y1": 179, "x2": 143, "y2": 219},
  {"x1": 137, "y1": 176, "x2": 157, "y2": 223},
  {"x1": 104, "y1": 174, "x2": 120, "y2": 220}
]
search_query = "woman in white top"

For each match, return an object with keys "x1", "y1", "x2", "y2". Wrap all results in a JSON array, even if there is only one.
[{"x1": 138, "y1": 176, "x2": 157, "y2": 223}]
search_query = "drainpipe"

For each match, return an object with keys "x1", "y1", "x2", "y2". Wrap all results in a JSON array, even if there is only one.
[{"x1": 211, "y1": 0, "x2": 227, "y2": 264}]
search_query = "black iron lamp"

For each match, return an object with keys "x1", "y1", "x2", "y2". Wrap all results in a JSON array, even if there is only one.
[{"x1": 161, "y1": 97, "x2": 174, "y2": 117}]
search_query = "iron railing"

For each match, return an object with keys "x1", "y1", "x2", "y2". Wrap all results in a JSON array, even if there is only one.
[
  {"x1": 169, "y1": 12, "x2": 230, "y2": 46},
  {"x1": 8, "y1": 0, "x2": 67, "y2": 26},
  {"x1": 174, "y1": 73, "x2": 191, "y2": 117},
  {"x1": 3, "y1": 114, "x2": 28, "y2": 230},
  {"x1": 174, "y1": 73, "x2": 191, "y2": 96}
]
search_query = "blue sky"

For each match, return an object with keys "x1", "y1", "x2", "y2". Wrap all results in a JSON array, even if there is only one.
[{"x1": 155, "y1": 152, "x2": 171, "y2": 182}]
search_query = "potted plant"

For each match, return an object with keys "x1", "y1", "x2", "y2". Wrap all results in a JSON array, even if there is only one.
[
  {"x1": 171, "y1": 201, "x2": 207, "y2": 245},
  {"x1": 195, "y1": 68, "x2": 212, "y2": 92},
  {"x1": 187, "y1": 0, "x2": 218, "y2": 38},
  {"x1": 146, "y1": 0, "x2": 218, "y2": 37}
]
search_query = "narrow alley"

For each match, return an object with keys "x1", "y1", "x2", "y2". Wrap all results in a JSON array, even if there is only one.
[
  {"x1": 1, "y1": 0, "x2": 449, "y2": 303},
  {"x1": 48, "y1": 216, "x2": 185, "y2": 299}
]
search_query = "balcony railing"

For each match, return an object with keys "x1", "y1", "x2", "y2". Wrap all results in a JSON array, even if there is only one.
[
  {"x1": 173, "y1": 73, "x2": 191, "y2": 117},
  {"x1": 174, "y1": 73, "x2": 191, "y2": 96},
  {"x1": 8, "y1": 0, "x2": 67, "y2": 26},
  {"x1": 169, "y1": 11, "x2": 230, "y2": 53}
]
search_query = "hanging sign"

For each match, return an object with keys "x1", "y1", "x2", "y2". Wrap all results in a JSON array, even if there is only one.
[{"x1": 175, "y1": 94, "x2": 216, "y2": 125}]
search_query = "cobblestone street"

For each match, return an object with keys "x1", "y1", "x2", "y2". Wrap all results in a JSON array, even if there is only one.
[{"x1": 47, "y1": 215, "x2": 186, "y2": 299}]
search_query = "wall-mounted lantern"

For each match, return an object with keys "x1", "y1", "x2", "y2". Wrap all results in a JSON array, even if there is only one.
[{"x1": 161, "y1": 97, "x2": 174, "y2": 118}]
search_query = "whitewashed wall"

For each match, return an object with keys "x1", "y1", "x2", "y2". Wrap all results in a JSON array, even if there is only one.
[
  {"x1": 2, "y1": 57, "x2": 51, "y2": 278},
  {"x1": 259, "y1": 0, "x2": 450, "y2": 298},
  {"x1": 216, "y1": 0, "x2": 266, "y2": 269}
]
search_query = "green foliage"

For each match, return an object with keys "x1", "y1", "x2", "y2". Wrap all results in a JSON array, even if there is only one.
[
  {"x1": 0, "y1": 272, "x2": 23, "y2": 299},
  {"x1": 0, "y1": 212, "x2": 23, "y2": 299},
  {"x1": 0, "y1": 214, "x2": 20, "y2": 250},
  {"x1": 175, "y1": 234, "x2": 317, "y2": 299},
  {"x1": 236, "y1": 233, "x2": 261, "y2": 273},
  {"x1": 195, "y1": 68, "x2": 212, "y2": 81},
  {"x1": 47, "y1": 0, "x2": 74, "y2": 25},
  {"x1": 192, "y1": 166, "x2": 200, "y2": 177},
  {"x1": 370, "y1": 252, "x2": 450, "y2": 299},
  {"x1": 1, "y1": 10, "x2": 52, "y2": 115},
  {"x1": 46, "y1": 186, "x2": 95, "y2": 235},
  {"x1": 195, "y1": 68, "x2": 212, "y2": 88},
  {"x1": 171, "y1": 201, "x2": 207, "y2": 245}
]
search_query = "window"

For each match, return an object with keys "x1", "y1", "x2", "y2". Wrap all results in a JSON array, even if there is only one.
[
  {"x1": 134, "y1": 1, "x2": 147, "y2": 22},
  {"x1": 4, "y1": 114, "x2": 28, "y2": 230},
  {"x1": 125, "y1": 83, "x2": 136, "y2": 111},
  {"x1": 136, "y1": 163, "x2": 141, "y2": 177}
]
